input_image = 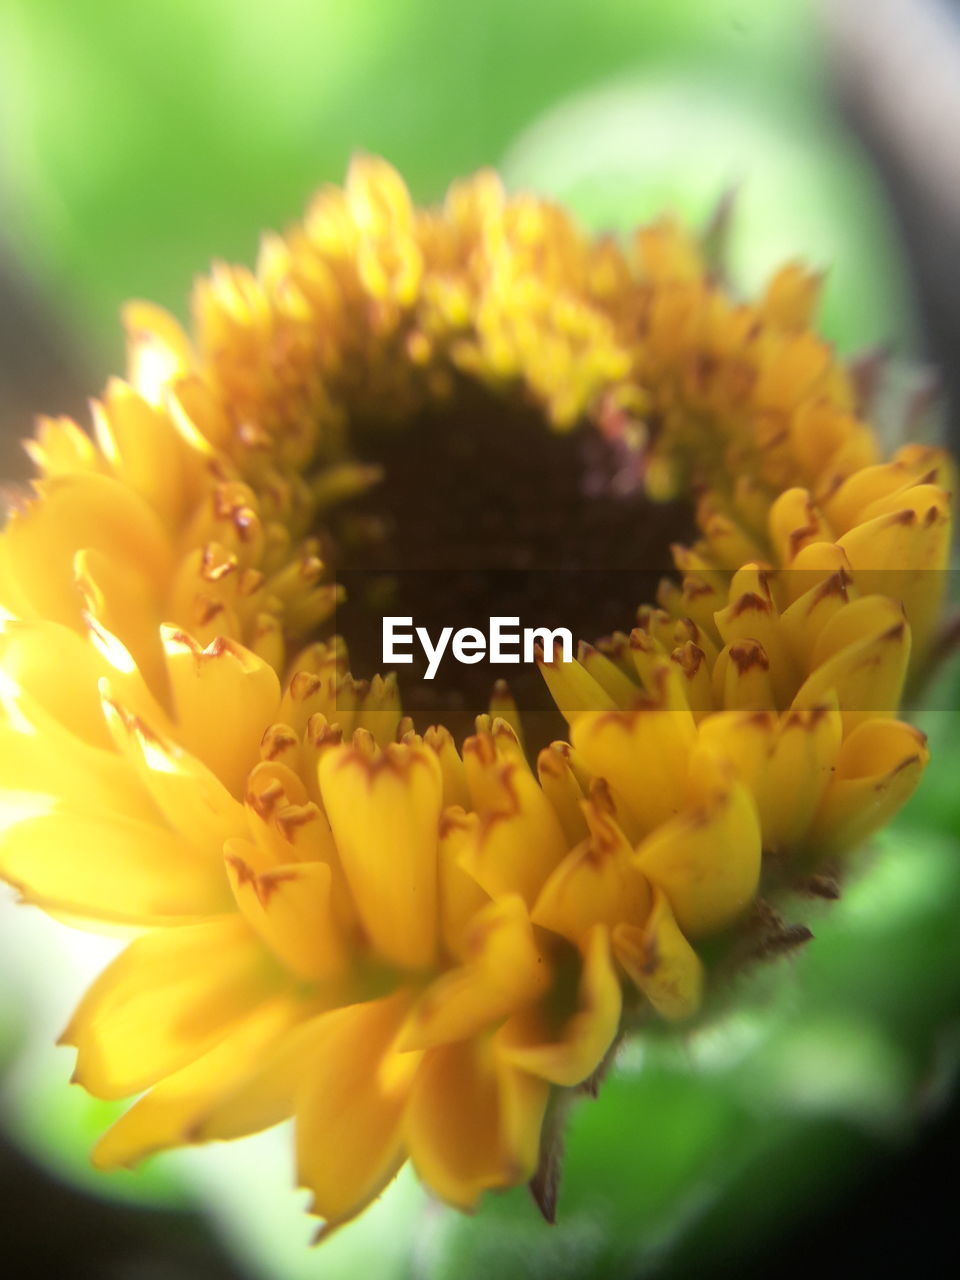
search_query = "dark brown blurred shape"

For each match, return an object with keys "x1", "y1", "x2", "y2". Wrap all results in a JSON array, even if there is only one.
[
  {"x1": 0, "y1": 251, "x2": 90, "y2": 484},
  {"x1": 0, "y1": 1132, "x2": 248, "y2": 1280}
]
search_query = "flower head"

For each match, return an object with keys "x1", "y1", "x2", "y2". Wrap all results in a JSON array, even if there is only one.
[{"x1": 0, "y1": 157, "x2": 951, "y2": 1235}]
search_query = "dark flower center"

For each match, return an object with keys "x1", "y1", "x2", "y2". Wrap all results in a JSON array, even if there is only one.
[{"x1": 330, "y1": 381, "x2": 694, "y2": 744}]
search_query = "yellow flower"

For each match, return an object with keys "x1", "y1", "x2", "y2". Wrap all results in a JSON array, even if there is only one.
[{"x1": 0, "y1": 156, "x2": 952, "y2": 1235}]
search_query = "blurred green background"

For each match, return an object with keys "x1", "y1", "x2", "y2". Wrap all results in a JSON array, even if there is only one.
[
  {"x1": 0, "y1": 1, "x2": 958, "y2": 1278},
  {"x1": 0, "y1": 0, "x2": 918, "y2": 377}
]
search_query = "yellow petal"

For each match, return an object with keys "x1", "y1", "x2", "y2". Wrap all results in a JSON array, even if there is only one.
[
  {"x1": 714, "y1": 589, "x2": 798, "y2": 707},
  {"x1": 23, "y1": 413, "x2": 102, "y2": 479},
  {"x1": 61, "y1": 917, "x2": 281, "y2": 1098},
  {"x1": 225, "y1": 845, "x2": 349, "y2": 983},
  {"x1": 91, "y1": 994, "x2": 307, "y2": 1169},
  {"x1": 0, "y1": 619, "x2": 119, "y2": 750},
  {"x1": 167, "y1": 372, "x2": 233, "y2": 455},
  {"x1": 760, "y1": 262, "x2": 823, "y2": 332},
  {"x1": 699, "y1": 510, "x2": 766, "y2": 569},
  {"x1": 713, "y1": 639, "x2": 779, "y2": 712},
  {"x1": 0, "y1": 672, "x2": 158, "y2": 829},
  {"x1": 837, "y1": 485, "x2": 951, "y2": 658},
  {"x1": 612, "y1": 888, "x2": 704, "y2": 1021},
  {"x1": 0, "y1": 717, "x2": 149, "y2": 830},
  {"x1": 536, "y1": 742, "x2": 589, "y2": 847},
  {"x1": 808, "y1": 719, "x2": 929, "y2": 855},
  {"x1": 628, "y1": 629, "x2": 695, "y2": 710},
  {"x1": 0, "y1": 809, "x2": 231, "y2": 925},
  {"x1": 75, "y1": 547, "x2": 167, "y2": 697},
  {"x1": 658, "y1": 571, "x2": 725, "y2": 646},
  {"x1": 401, "y1": 894, "x2": 549, "y2": 1051},
  {"x1": 496, "y1": 1054, "x2": 550, "y2": 1193},
  {"x1": 669, "y1": 641, "x2": 716, "y2": 719},
  {"x1": 634, "y1": 778, "x2": 761, "y2": 937},
  {"x1": 779, "y1": 567, "x2": 856, "y2": 666},
  {"x1": 577, "y1": 642, "x2": 642, "y2": 706},
  {"x1": 3, "y1": 473, "x2": 172, "y2": 631},
  {"x1": 636, "y1": 218, "x2": 703, "y2": 284},
  {"x1": 423, "y1": 725, "x2": 470, "y2": 809},
  {"x1": 768, "y1": 487, "x2": 832, "y2": 565},
  {"x1": 405, "y1": 1035, "x2": 548, "y2": 1211},
  {"x1": 185, "y1": 1012, "x2": 314, "y2": 1142},
  {"x1": 758, "y1": 705, "x2": 842, "y2": 852},
  {"x1": 778, "y1": 539, "x2": 852, "y2": 606},
  {"x1": 822, "y1": 460, "x2": 921, "y2": 535},
  {"x1": 318, "y1": 738, "x2": 442, "y2": 971},
  {"x1": 436, "y1": 808, "x2": 489, "y2": 959},
  {"x1": 536, "y1": 648, "x2": 615, "y2": 723},
  {"x1": 243, "y1": 759, "x2": 340, "y2": 869},
  {"x1": 695, "y1": 703, "x2": 842, "y2": 855},
  {"x1": 788, "y1": 401, "x2": 876, "y2": 489},
  {"x1": 794, "y1": 596, "x2": 910, "y2": 732},
  {"x1": 532, "y1": 801, "x2": 651, "y2": 943},
  {"x1": 161, "y1": 628, "x2": 281, "y2": 796},
  {"x1": 488, "y1": 680, "x2": 526, "y2": 748},
  {"x1": 692, "y1": 710, "x2": 775, "y2": 797},
  {"x1": 752, "y1": 330, "x2": 831, "y2": 413},
  {"x1": 570, "y1": 708, "x2": 696, "y2": 839},
  {"x1": 808, "y1": 594, "x2": 900, "y2": 668},
  {"x1": 101, "y1": 691, "x2": 247, "y2": 855},
  {"x1": 92, "y1": 379, "x2": 187, "y2": 526},
  {"x1": 459, "y1": 757, "x2": 568, "y2": 906},
  {"x1": 295, "y1": 990, "x2": 417, "y2": 1235},
  {"x1": 123, "y1": 300, "x2": 194, "y2": 405},
  {"x1": 497, "y1": 925, "x2": 621, "y2": 1087}
]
